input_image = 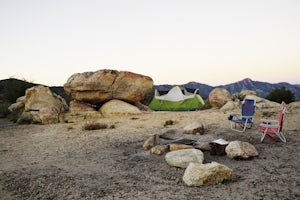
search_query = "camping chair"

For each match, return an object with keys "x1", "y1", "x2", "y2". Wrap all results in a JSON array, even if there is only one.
[
  {"x1": 258, "y1": 103, "x2": 287, "y2": 143},
  {"x1": 228, "y1": 98, "x2": 256, "y2": 132}
]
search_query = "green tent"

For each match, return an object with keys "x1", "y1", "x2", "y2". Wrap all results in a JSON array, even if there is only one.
[{"x1": 148, "y1": 86, "x2": 205, "y2": 111}]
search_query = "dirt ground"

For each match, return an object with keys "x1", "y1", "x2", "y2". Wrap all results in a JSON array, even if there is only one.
[{"x1": 0, "y1": 108, "x2": 299, "y2": 200}]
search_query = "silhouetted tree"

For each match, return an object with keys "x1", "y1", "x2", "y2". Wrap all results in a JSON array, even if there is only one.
[
  {"x1": 266, "y1": 87, "x2": 295, "y2": 104},
  {"x1": 3, "y1": 79, "x2": 35, "y2": 103}
]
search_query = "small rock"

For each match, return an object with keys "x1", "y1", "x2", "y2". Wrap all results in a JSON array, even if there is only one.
[
  {"x1": 169, "y1": 144, "x2": 194, "y2": 151},
  {"x1": 159, "y1": 129, "x2": 183, "y2": 140},
  {"x1": 183, "y1": 122, "x2": 204, "y2": 135},
  {"x1": 225, "y1": 141, "x2": 259, "y2": 159},
  {"x1": 182, "y1": 162, "x2": 235, "y2": 186},
  {"x1": 150, "y1": 145, "x2": 168, "y2": 155},
  {"x1": 210, "y1": 139, "x2": 229, "y2": 156},
  {"x1": 165, "y1": 149, "x2": 204, "y2": 168},
  {"x1": 194, "y1": 142, "x2": 212, "y2": 151},
  {"x1": 142, "y1": 134, "x2": 160, "y2": 150}
]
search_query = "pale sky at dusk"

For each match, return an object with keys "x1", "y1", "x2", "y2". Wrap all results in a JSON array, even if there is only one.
[{"x1": 0, "y1": 0, "x2": 299, "y2": 86}]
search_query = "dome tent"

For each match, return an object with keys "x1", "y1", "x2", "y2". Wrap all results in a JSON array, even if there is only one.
[{"x1": 149, "y1": 86, "x2": 205, "y2": 111}]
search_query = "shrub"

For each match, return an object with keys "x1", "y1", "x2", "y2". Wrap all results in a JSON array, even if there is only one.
[
  {"x1": 3, "y1": 79, "x2": 34, "y2": 103},
  {"x1": 0, "y1": 101, "x2": 11, "y2": 118},
  {"x1": 266, "y1": 87, "x2": 295, "y2": 104},
  {"x1": 199, "y1": 99, "x2": 212, "y2": 110},
  {"x1": 164, "y1": 120, "x2": 175, "y2": 127}
]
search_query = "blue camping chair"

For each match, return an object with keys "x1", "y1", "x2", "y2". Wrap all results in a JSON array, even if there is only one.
[{"x1": 228, "y1": 98, "x2": 256, "y2": 132}]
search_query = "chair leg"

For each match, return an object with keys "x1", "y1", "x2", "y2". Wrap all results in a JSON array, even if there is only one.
[
  {"x1": 276, "y1": 132, "x2": 286, "y2": 143},
  {"x1": 261, "y1": 132, "x2": 267, "y2": 143}
]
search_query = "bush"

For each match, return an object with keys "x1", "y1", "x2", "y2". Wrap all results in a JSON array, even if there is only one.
[
  {"x1": 199, "y1": 99, "x2": 211, "y2": 110},
  {"x1": 266, "y1": 87, "x2": 295, "y2": 104},
  {"x1": 0, "y1": 101, "x2": 11, "y2": 118},
  {"x1": 3, "y1": 79, "x2": 34, "y2": 103}
]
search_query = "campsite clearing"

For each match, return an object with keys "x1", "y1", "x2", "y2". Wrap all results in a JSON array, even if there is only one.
[{"x1": 0, "y1": 108, "x2": 299, "y2": 199}]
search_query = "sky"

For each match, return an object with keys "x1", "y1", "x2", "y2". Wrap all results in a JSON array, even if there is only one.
[{"x1": 0, "y1": 0, "x2": 299, "y2": 86}]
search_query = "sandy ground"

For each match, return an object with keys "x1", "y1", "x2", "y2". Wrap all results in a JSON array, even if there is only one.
[{"x1": 0, "y1": 108, "x2": 299, "y2": 200}]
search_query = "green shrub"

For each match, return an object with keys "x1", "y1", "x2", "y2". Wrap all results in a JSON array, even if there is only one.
[{"x1": 266, "y1": 87, "x2": 295, "y2": 104}]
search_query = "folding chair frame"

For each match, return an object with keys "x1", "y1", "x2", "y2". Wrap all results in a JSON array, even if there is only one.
[{"x1": 229, "y1": 98, "x2": 256, "y2": 133}]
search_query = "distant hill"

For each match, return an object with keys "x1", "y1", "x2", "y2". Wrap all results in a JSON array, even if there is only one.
[
  {"x1": 154, "y1": 78, "x2": 300, "y2": 100},
  {"x1": 220, "y1": 78, "x2": 300, "y2": 100},
  {"x1": 0, "y1": 78, "x2": 69, "y2": 103}
]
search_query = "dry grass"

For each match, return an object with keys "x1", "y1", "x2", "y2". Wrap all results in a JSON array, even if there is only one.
[{"x1": 82, "y1": 122, "x2": 109, "y2": 130}]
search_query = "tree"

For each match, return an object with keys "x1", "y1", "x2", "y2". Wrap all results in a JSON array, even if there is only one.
[{"x1": 266, "y1": 87, "x2": 295, "y2": 104}]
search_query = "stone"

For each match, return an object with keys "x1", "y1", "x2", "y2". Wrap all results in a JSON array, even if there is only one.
[
  {"x1": 208, "y1": 88, "x2": 231, "y2": 108},
  {"x1": 142, "y1": 134, "x2": 160, "y2": 150},
  {"x1": 225, "y1": 141, "x2": 259, "y2": 159},
  {"x1": 210, "y1": 139, "x2": 229, "y2": 156},
  {"x1": 182, "y1": 162, "x2": 235, "y2": 186},
  {"x1": 112, "y1": 71, "x2": 154, "y2": 102},
  {"x1": 165, "y1": 149, "x2": 204, "y2": 168},
  {"x1": 62, "y1": 111, "x2": 103, "y2": 123},
  {"x1": 159, "y1": 129, "x2": 183, "y2": 140},
  {"x1": 99, "y1": 99, "x2": 142, "y2": 117},
  {"x1": 169, "y1": 144, "x2": 194, "y2": 151},
  {"x1": 245, "y1": 95, "x2": 281, "y2": 110},
  {"x1": 220, "y1": 100, "x2": 239, "y2": 112},
  {"x1": 8, "y1": 100, "x2": 24, "y2": 113},
  {"x1": 150, "y1": 145, "x2": 169, "y2": 155},
  {"x1": 240, "y1": 90, "x2": 257, "y2": 97},
  {"x1": 183, "y1": 122, "x2": 204, "y2": 135},
  {"x1": 69, "y1": 100, "x2": 95, "y2": 111},
  {"x1": 64, "y1": 69, "x2": 153, "y2": 104},
  {"x1": 10, "y1": 85, "x2": 68, "y2": 124}
]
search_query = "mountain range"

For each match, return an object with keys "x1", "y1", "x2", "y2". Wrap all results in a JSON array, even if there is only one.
[{"x1": 154, "y1": 78, "x2": 300, "y2": 100}]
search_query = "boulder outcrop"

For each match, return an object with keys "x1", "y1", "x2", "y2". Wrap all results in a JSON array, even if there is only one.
[
  {"x1": 9, "y1": 85, "x2": 68, "y2": 124},
  {"x1": 208, "y1": 88, "x2": 231, "y2": 108},
  {"x1": 64, "y1": 69, "x2": 153, "y2": 104}
]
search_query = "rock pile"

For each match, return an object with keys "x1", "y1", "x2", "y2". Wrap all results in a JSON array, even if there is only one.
[
  {"x1": 9, "y1": 85, "x2": 68, "y2": 124},
  {"x1": 63, "y1": 69, "x2": 153, "y2": 121},
  {"x1": 142, "y1": 125, "x2": 259, "y2": 187}
]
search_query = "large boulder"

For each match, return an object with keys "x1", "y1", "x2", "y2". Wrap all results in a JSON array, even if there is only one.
[
  {"x1": 64, "y1": 69, "x2": 153, "y2": 104},
  {"x1": 99, "y1": 99, "x2": 142, "y2": 117},
  {"x1": 10, "y1": 85, "x2": 68, "y2": 124},
  {"x1": 208, "y1": 88, "x2": 231, "y2": 108},
  {"x1": 182, "y1": 162, "x2": 235, "y2": 186},
  {"x1": 245, "y1": 95, "x2": 281, "y2": 110}
]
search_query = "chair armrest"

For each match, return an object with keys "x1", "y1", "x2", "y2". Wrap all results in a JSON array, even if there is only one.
[
  {"x1": 259, "y1": 123, "x2": 279, "y2": 129},
  {"x1": 242, "y1": 116, "x2": 254, "y2": 119},
  {"x1": 260, "y1": 119, "x2": 277, "y2": 124},
  {"x1": 228, "y1": 114, "x2": 239, "y2": 120}
]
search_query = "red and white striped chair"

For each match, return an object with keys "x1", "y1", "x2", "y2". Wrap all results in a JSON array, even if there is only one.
[{"x1": 258, "y1": 103, "x2": 287, "y2": 143}]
